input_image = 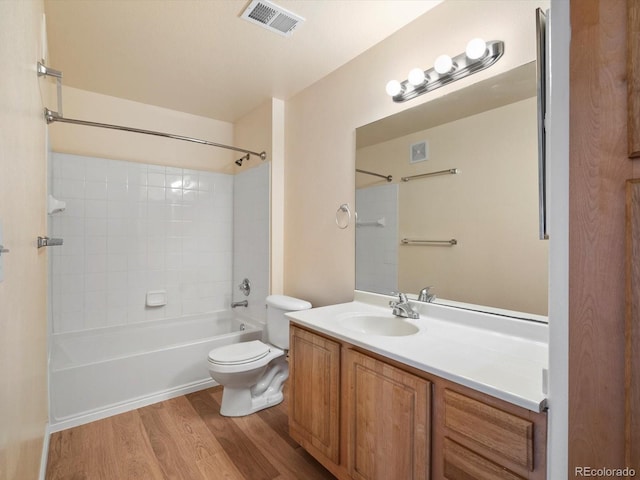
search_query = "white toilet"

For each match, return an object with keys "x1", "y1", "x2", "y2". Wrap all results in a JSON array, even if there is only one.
[{"x1": 207, "y1": 294, "x2": 311, "y2": 417}]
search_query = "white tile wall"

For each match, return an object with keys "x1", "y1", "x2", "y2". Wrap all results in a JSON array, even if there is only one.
[
  {"x1": 49, "y1": 152, "x2": 256, "y2": 334},
  {"x1": 355, "y1": 184, "x2": 399, "y2": 294},
  {"x1": 232, "y1": 163, "x2": 270, "y2": 324}
]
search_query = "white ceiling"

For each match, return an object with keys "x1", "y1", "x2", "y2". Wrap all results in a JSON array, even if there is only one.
[{"x1": 44, "y1": 0, "x2": 443, "y2": 123}]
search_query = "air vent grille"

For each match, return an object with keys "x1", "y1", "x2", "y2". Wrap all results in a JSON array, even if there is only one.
[
  {"x1": 241, "y1": 0, "x2": 305, "y2": 37},
  {"x1": 248, "y1": 3, "x2": 277, "y2": 24},
  {"x1": 270, "y1": 13, "x2": 298, "y2": 34}
]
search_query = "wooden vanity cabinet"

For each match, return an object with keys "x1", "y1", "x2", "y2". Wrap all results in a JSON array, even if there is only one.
[
  {"x1": 345, "y1": 349, "x2": 431, "y2": 480},
  {"x1": 289, "y1": 324, "x2": 547, "y2": 480},
  {"x1": 433, "y1": 381, "x2": 547, "y2": 480},
  {"x1": 288, "y1": 325, "x2": 341, "y2": 468}
]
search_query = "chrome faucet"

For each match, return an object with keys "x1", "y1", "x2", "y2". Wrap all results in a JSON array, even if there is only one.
[
  {"x1": 389, "y1": 293, "x2": 419, "y2": 319},
  {"x1": 231, "y1": 300, "x2": 248, "y2": 308},
  {"x1": 418, "y1": 286, "x2": 436, "y2": 303}
]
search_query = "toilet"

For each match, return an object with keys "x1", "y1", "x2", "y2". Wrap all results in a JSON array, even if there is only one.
[{"x1": 207, "y1": 294, "x2": 312, "y2": 417}]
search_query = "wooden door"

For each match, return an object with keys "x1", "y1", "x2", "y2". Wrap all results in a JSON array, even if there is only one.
[{"x1": 569, "y1": 0, "x2": 636, "y2": 473}]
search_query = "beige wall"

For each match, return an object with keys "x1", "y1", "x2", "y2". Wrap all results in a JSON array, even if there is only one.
[
  {"x1": 50, "y1": 86, "x2": 235, "y2": 172},
  {"x1": 0, "y1": 2, "x2": 49, "y2": 479},
  {"x1": 357, "y1": 98, "x2": 548, "y2": 315},
  {"x1": 284, "y1": 0, "x2": 549, "y2": 307},
  {"x1": 234, "y1": 100, "x2": 272, "y2": 173}
]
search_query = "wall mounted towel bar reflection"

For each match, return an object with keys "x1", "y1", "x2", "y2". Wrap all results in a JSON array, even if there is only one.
[
  {"x1": 356, "y1": 169, "x2": 392, "y2": 182},
  {"x1": 356, "y1": 217, "x2": 386, "y2": 227},
  {"x1": 401, "y1": 238, "x2": 457, "y2": 246},
  {"x1": 401, "y1": 168, "x2": 458, "y2": 182}
]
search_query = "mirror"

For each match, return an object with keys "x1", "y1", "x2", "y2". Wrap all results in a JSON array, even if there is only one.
[{"x1": 355, "y1": 62, "x2": 548, "y2": 319}]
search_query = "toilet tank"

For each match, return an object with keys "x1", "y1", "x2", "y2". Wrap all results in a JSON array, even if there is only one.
[{"x1": 266, "y1": 295, "x2": 312, "y2": 349}]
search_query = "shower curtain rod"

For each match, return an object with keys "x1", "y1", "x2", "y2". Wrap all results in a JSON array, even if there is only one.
[
  {"x1": 356, "y1": 168, "x2": 392, "y2": 182},
  {"x1": 44, "y1": 108, "x2": 267, "y2": 161}
]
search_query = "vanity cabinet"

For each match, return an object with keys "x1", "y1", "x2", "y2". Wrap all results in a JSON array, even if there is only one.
[
  {"x1": 434, "y1": 381, "x2": 547, "y2": 480},
  {"x1": 289, "y1": 324, "x2": 547, "y2": 480},
  {"x1": 345, "y1": 349, "x2": 431, "y2": 480},
  {"x1": 288, "y1": 325, "x2": 341, "y2": 466}
]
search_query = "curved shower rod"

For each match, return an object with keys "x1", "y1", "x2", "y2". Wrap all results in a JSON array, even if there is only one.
[{"x1": 44, "y1": 108, "x2": 267, "y2": 161}]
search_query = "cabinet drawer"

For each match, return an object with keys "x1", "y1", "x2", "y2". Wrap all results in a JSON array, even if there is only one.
[
  {"x1": 444, "y1": 389, "x2": 533, "y2": 470},
  {"x1": 444, "y1": 438, "x2": 525, "y2": 480}
]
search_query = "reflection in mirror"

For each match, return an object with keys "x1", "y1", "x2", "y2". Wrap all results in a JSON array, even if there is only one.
[{"x1": 355, "y1": 63, "x2": 548, "y2": 319}]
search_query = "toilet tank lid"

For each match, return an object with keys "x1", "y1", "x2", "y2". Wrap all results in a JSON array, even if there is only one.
[{"x1": 266, "y1": 295, "x2": 312, "y2": 311}]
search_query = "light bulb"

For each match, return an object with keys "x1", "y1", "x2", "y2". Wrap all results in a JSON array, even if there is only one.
[
  {"x1": 434, "y1": 54, "x2": 453, "y2": 74},
  {"x1": 385, "y1": 80, "x2": 402, "y2": 97},
  {"x1": 466, "y1": 38, "x2": 487, "y2": 60},
  {"x1": 408, "y1": 68, "x2": 426, "y2": 86}
]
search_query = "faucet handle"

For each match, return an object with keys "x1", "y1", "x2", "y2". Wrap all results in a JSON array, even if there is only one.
[
  {"x1": 389, "y1": 292, "x2": 408, "y2": 305},
  {"x1": 418, "y1": 286, "x2": 435, "y2": 302},
  {"x1": 238, "y1": 278, "x2": 251, "y2": 296}
]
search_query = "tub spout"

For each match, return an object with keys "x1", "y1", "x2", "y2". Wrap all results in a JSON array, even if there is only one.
[{"x1": 231, "y1": 300, "x2": 248, "y2": 308}]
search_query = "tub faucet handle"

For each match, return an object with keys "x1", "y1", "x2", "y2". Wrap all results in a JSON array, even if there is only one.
[{"x1": 239, "y1": 278, "x2": 251, "y2": 296}]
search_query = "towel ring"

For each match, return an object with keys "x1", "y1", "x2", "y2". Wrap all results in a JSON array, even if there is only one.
[{"x1": 336, "y1": 203, "x2": 351, "y2": 229}]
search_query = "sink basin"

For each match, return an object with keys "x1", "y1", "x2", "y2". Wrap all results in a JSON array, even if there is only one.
[{"x1": 342, "y1": 315, "x2": 419, "y2": 337}]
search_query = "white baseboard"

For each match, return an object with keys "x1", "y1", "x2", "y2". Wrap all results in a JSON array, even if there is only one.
[
  {"x1": 39, "y1": 423, "x2": 51, "y2": 480},
  {"x1": 49, "y1": 378, "x2": 217, "y2": 433}
]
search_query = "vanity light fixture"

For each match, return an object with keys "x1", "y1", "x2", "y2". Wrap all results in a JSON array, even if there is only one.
[
  {"x1": 407, "y1": 68, "x2": 426, "y2": 86},
  {"x1": 434, "y1": 54, "x2": 454, "y2": 75},
  {"x1": 386, "y1": 39, "x2": 505, "y2": 103}
]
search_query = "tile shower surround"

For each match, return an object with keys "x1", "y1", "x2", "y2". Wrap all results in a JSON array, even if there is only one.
[
  {"x1": 49, "y1": 153, "x2": 268, "y2": 334},
  {"x1": 355, "y1": 183, "x2": 399, "y2": 294}
]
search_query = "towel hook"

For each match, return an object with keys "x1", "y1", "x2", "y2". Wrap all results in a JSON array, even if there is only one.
[{"x1": 336, "y1": 203, "x2": 351, "y2": 229}]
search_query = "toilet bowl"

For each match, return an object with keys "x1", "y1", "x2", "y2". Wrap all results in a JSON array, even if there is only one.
[{"x1": 207, "y1": 295, "x2": 311, "y2": 417}]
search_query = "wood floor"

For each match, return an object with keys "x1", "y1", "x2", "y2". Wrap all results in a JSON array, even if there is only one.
[{"x1": 45, "y1": 386, "x2": 336, "y2": 480}]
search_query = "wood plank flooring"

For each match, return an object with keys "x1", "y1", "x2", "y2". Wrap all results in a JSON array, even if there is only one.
[{"x1": 46, "y1": 386, "x2": 336, "y2": 480}]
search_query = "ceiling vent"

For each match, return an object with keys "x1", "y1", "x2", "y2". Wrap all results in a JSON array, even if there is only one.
[{"x1": 240, "y1": 0, "x2": 305, "y2": 37}]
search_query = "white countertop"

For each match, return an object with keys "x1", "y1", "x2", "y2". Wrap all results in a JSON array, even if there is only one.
[{"x1": 286, "y1": 291, "x2": 548, "y2": 412}]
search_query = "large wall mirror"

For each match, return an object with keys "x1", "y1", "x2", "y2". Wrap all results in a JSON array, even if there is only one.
[{"x1": 355, "y1": 62, "x2": 548, "y2": 319}]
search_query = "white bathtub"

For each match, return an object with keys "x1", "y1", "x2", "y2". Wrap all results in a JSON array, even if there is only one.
[{"x1": 49, "y1": 311, "x2": 262, "y2": 432}]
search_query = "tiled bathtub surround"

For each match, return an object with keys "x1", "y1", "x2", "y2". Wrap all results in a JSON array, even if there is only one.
[
  {"x1": 233, "y1": 162, "x2": 270, "y2": 324},
  {"x1": 355, "y1": 183, "x2": 399, "y2": 294},
  {"x1": 49, "y1": 153, "x2": 249, "y2": 333}
]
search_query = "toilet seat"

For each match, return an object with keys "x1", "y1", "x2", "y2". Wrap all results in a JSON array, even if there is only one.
[
  {"x1": 208, "y1": 341, "x2": 285, "y2": 375},
  {"x1": 208, "y1": 340, "x2": 270, "y2": 366}
]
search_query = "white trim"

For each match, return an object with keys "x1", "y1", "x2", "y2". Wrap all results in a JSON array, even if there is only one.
[
  {"x1": 547, "y1": 0, "x2": 570, "y2": 477},
  {"x1": 49, "y1": 378, "x2": 217, "y2": 433},
  {"x1": 39, "y1": 423, "x2": 51, "y2": 480}
]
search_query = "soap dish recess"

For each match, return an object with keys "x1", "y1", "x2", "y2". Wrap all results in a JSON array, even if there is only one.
[{"x1": 146, "y1": 290, "x2": 167, "y2": 307}]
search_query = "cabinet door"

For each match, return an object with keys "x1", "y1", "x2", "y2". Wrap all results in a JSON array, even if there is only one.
[
  {"x1": 346, "y1": 349, "x2": 431, "y2": 480},
  {"x1": 289, "y1": 325, "x2": 341, "y2": 465}
]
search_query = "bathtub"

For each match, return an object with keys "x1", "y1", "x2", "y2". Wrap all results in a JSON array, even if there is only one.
[{"x1": 49, "y1": 311, "x2": 262, "y2": 432}]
